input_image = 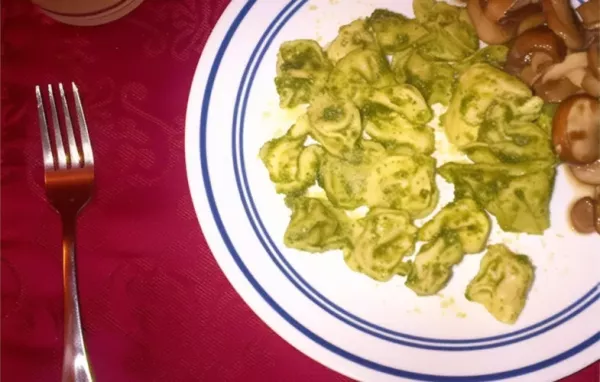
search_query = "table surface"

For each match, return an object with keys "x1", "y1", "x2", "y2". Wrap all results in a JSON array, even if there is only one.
[{"x1": 1, "y1": 1, "x2": 598, "y2": 381}]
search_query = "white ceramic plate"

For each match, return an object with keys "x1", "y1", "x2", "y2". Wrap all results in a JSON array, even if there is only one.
[{"x1": 185, "y1": 1, "x2": 600, "y2": 380}]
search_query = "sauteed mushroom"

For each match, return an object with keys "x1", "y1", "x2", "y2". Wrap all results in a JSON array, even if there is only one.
[
  {"x1": 552, "y1": 94, "x2": 600, "y2": 164},
  {"x1": 542, "y1": 0, "x2": 584, "y2": 50}
]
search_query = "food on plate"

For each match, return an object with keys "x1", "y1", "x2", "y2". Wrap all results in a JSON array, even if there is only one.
[
  {"x1": 466, "y1": 244, "x2": 534, "y2": 324},
  {"x1": 259, "y1": 115, "x2": 323, "y2": 195},
  {"x1": 439, "y1": 162, "x2": 555, "y2": 234},
  {"x1": 570, "y1": 159, "x2": 600, "y2": 185},
  {"x1": 570, "y1": 196, "x2": 597, "y2": 234},
  {"x1": 464, "y1": 0, "x2": 600, "y2": 234},
  {"x1": 284, "y1": 196, "x2": 350, "y2": 252},
  {"x1": 365, "y1": 154, "x2": 438, "y2": 218},
  {"x1": 406, "y1": 231, "x2": 464, "y2": 295},
  {"x1": 306, "y1": 94, "x2": 362, "y2": 158},
  {"x1": 406, "y1": 199, "x2": 491, "y2": 296},
  {"x1": 440, "y1": 63, "x2": 544, "y2": 148},
  {"x1": 326, "y1": 19, "x2": 379, "y2": 64},
  {"x1": 551, "y1": 94, "x2": 600, "y2": 165},
  {"x1": 327, "y1": 48, "x2": 396, "y2": 105},
  {"x1": 418, "y1": 198, "x2": 491, "y2": 254},
  {"x1": 362, "y1": 86, "x2": 435, "y2": 154},
  {"x1": 493, "y1": 0, "x2": 600, "y2": 103},
  {"x1": 345, "y1": 208, "x2": 417, "y2": 281},
  {"x1": 275, "y1": 40, "x2": 332, "y2": 108},
  {"x1": 260, "y1": 0, "x2": 574, "y2": 324},
  {"x1": 569, "y1": 186, "x2": 600, "y2": 234}
]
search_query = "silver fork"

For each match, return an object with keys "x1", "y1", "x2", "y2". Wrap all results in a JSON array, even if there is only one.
[{"x1": 36, "y1": 83, "x2": 95, "y2": 382}]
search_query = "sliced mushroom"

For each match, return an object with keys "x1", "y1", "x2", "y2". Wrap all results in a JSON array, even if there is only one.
[
  {"x1": 468, "y1": 0, "x2": 518, "y2": 44},
  {"x1": 582, "y1": 68, "x2": 600, "y2": 96},
  {"x1": 552, "y1": 94, "x2": 600, "y2": 164},
  {"x1": 520, "y1": 52, "x2": 555, "y2": 85},
  {"x1": 517, "y1": 12, "x2": 547, "y2": 34},
  {"x1": 534, "y1": 76, "x2": 582, "y2": 102},
  {"x1": 505, "y1": 26, "x2": 566, "y2": 77},
  {"x1": 570, "y1": 196, "x2": 597, "y2": 233},
  {"x1": 577, "y1": 0, "x2": 600, "y2": 30},
  {"x1": 588, "y1": 41, "x2": 600, "y2": 78},
  {"x1": 540, "y1": 52, "x2": 588, "y2": 82},
  {"x1": 485, "y1": 0, "x2": 537, "y2": 22},
  {"x1": 542, "y1": 0, "x2": 585, "y2": 50},
  {"x1": 570, "y1": 160, "x2": 600, "y2": 185}
]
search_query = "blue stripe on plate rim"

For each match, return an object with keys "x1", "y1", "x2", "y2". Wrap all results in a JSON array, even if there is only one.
[
  {"x1": 198, "y1": 0, "x2": 599, "y2": 378},
  {"x1": 230, "y1": 0, "x2": 600, "y2": 350}
]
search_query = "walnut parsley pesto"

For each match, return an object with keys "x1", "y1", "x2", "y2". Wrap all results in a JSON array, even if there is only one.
[{"x1": 260, "y1": 0, "x2": 556, "y2": 324}]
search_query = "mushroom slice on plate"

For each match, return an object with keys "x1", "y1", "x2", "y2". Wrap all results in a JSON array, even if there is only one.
[
  {"x1": 542, "y1": 0, "x2": 584, "y2": 50},
  {"x1": 468, "y1": 0, "x2": 518, "y2": 43},
  {"x1": 553, "y1": 94, "x2": 600, "y2": 165},
  {"x1": 570, "y1": 196, "x2": 597, "y2": 234},
  {"x1": 577, "y1": 0, "x2": 600, "y2": 30},
  {"x1": 570, "y1": 160, "x2": 600, "y2": 185}
]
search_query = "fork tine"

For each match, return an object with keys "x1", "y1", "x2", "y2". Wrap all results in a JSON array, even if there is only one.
[
  {"x1": 36, "y1": 86, "x2": 56, "y2": 171},
  {"x1": 72, "y1": 83, "x2": 94, "y2": 167},
  {"x1": 47, "y1": 84, "x2": 68, "y2": 169},
  {"x1": 58, "y1": 83, "x2": 82, "y2": 168}
]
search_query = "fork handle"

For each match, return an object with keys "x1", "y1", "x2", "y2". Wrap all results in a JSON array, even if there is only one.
[{"x1": 61, "y1": 215, "x2": 95, "y2": 382}]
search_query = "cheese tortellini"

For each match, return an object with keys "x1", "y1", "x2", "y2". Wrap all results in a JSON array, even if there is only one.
[
  {"x1": 441, "y1": 63, "x2": 544, "y2": 147},
  {"x1": 345, "y1": 208, "x2": 417, "y2": 281},
  {"x1": 406, "y1": 231, "x2": 463, "y2": 296},
  {"x1": 259, "y1": 116, "x2": 323, "y2": 195},
  {"x1": 326, "y1": 19, "x2": 379, "y2": 63},
  {"x1": 362, "y1": 85, "x2": 435, "y2": 154},
  {"x1": 466, "y1": 244, "x2": 534, "y2": 324},
  {"x1": 418, "y1": 198, "x2": 491, "y2": 254},
  {"x1": 275, "y1": 40, "x2": 333, "y2": 108},
  {"x1": 405, "y1": 199, "x2": 490, "y2": 296},
  {"x1": 327, "y1": 48, "x2": 397, "y2": 105},
  {"x1": 366, "y1": 154, "x2": 438, "y2": 218},
  {"x1": 439, "y1": 162, "x2": 554, "y2": 234},
  {"x1": 262, "y1": 2, "x2": 546, "y2": 324},
  {"x1": 307, "y1": 94, "x2": 362, "y2": 158},
  {"x1": 284, "y1": 197, "x2": 350, "y2": 252}
]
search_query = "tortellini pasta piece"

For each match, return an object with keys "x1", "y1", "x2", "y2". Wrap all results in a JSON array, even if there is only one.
[
  {"x1": 361, "y1": 85, "x2": 435, "y2": 154},
  {"x1": 284, "y1": 197, "x2": 350, "y2": 252},
  {"x1": 405, "y1": 231, "x2": 463, "y2": 296},
  {"x1": 463, "y1": 103, "x2": 555, "y2": 164},
  {"x1": 397, "y1": 51, "x2": 455, "y2": 106},
  {"x1": 367, "y1": 9, "x2": 429, "y2": 55},
  {"x1": 413, "y1": 0, "x2": 472, "y2": 28},
  {"x1": 365, "y1": 85, "x2": 433, "y2": 125},
  {"x1": 327, "y1": 48, "x2": 397, "y2": 105},
  {"x1": 439, "y1": 162, "x2": 555, "y2": 234},
  {"x1": 307, "y1": 94, "x2": 362, "y2": 158},
  {"x1": 365, "y1": 154, "x2": 438, "y2": 218},
  {"x1": 259, "y1": 118, "x2": 323, "y2": 195},
  {"x1": 345, "y1": 208, "x2": 417, "y2": 281},
  {"x1": 419, "y1": 198, "x2": 491, "y2": 254},
  {"x1": 441, "y1": 63, "x2": 544, "y2": 147},
  {"x1": 363, "y1": 112, "x2": 435, "y2": 155},
  {"x1": 411, "y1": 1, "x2": 478, "y2": 62},
  {"x1": 326, "y1": 19, "x2": 379, "y2": 63},
  {"x1": 454, "y1": 45, "x2": 509, "y2": 74},
  {"x1": 318, "y1": 141, "x2": 386, "y2": 209},
  {"x1": 275, "y1": 40, "x2": 333, "y2": 108},
  {"x1": 466, "y1": 244, "x2": 534, "y2": 324}
]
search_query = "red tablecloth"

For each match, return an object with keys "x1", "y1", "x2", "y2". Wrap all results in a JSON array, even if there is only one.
[{"x1": 1, "y1": 1, "x2": 598, "y2": 381}]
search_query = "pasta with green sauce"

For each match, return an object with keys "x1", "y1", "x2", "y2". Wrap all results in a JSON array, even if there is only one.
[{"x1": 261, "y1": 0, "x2": 558, "y2": 325}]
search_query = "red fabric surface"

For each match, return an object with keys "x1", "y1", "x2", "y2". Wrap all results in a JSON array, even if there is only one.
[{"x1": 0, "y1": 1, "x2": 598, "y2": 381}]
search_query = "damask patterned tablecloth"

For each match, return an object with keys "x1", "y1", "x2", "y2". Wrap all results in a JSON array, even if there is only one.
[{"x1": 0, "y1": 1, "x2": 598, "y2": 381}]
